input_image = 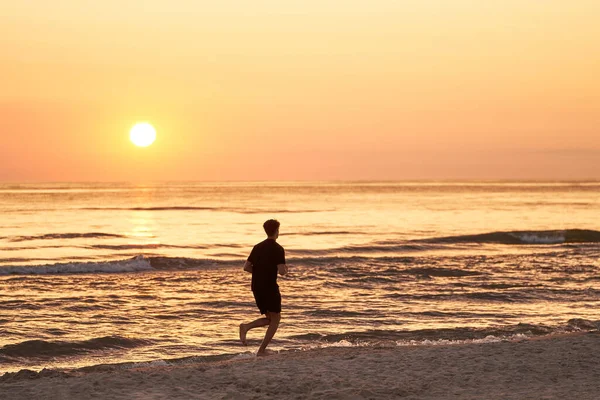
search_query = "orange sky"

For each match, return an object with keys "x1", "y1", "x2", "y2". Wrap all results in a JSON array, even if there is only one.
[{"x1": 1, "y1": 1, "x2": 598, "y2": 181}]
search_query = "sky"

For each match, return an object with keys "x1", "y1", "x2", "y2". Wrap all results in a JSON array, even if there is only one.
[{"x1": 1, "y1": 1, "x2": 598, "y2": 181}]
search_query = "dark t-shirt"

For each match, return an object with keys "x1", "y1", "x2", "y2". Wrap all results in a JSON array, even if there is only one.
[{"x1": 248, "y1": 239, "x2": 286, "y2": 292}]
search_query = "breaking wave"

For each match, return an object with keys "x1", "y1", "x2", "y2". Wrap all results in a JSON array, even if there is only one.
[
  {"x1": 0, "y1": 336, "x2": 151, "y2": 360},
  {"x1": 1, "y1": 228, "x2": 598, "y2": 275},
  {"x1": 419, "y1": 229, "x2": 600, "y2": 245},
  {"x1": 0, "y1": 256, "x2": 155, "y2": 275},
  {"x1": 0, "y1": 256, "x2": 240, "y2": 275}
]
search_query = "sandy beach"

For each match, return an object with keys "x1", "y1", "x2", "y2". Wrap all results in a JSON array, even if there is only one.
[{"x1": 2, "y1": 332, "x2": 599, "y2": 399}]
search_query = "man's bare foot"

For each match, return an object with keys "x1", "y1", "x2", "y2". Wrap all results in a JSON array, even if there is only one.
[
  {"x1": 256, "y1": 348, "x2": 274, "y2": 357},
  {"x1": 239, "y1": 324, "x2": 248, "y2": 346}
]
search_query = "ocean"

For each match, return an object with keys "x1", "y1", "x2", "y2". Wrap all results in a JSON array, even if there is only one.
[{"x1": 1, "y1": 181, "x2": 599, "y2": 373}]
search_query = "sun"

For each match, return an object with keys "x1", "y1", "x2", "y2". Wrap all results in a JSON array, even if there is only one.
[{"x1": 130, "y1": 123, "x2": 156, "y2": 147}]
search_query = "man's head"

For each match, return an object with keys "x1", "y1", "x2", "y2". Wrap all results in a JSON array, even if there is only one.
[{"x1": 263, "y1": 219, "x2": 280, "y2": 238}]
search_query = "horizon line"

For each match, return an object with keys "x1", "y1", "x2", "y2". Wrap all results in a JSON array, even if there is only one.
[{"x1": 1, "y1": 178, "x2": 599, "y2": 185}]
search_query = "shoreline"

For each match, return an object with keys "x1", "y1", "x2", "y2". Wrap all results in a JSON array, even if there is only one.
[
  {"x1": 2, "y1": 332, "x2": 600, "y2": 399},
  {"x1": 0, "y1": 330, "x2": 589, "y2": 376}
]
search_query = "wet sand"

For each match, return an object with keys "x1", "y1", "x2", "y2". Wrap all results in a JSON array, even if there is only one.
[{"x1": 2, "y1": 332, "x2": 600, "y2": 399}]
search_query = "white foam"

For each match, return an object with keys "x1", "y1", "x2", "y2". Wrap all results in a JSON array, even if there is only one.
[
  {"x1": 512, "y1": 232, "x2": 566, "y2": 244},
  {"x1": 0, "y1": 255, "x2": 153, "y2": 275},
  {"x1": 122, "y1": 360, "x2": 170, "y2": 369},
  {"x1": 396, "y1": 334, "x2": 529, "y2": 347},
  {"x1": 300, "y1": 340, "x2": 371, "y2": 352}
]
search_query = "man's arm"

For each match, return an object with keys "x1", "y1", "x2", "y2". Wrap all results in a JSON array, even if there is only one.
[
  {"x1": 245, "y1": 245, "x2": 256, "y2": 273},
  {"x1": 243, "y1": 261, "x2": 253, "y2": 273},
  {"x1": 277, "y1": 247, "x2": 287, "y2": 275},
  {"x1": 277, "y1": 264, "x2": 288, "y2": 276}
]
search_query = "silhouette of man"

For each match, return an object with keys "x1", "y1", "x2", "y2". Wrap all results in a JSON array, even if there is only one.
[{"x1": 239, "y1": 219, "x2": 288, "y2": 355}]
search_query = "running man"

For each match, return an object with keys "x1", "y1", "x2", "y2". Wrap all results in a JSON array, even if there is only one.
[{"x1": 239, "y1": 219, "x2": 288, "y2": 355}]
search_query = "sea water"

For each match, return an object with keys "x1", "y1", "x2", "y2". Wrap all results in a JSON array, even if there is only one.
[{"x1": 1, "y1": 182, "x2": 599, "y2": 372}]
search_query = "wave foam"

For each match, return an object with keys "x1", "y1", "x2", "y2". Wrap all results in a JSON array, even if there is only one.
[
  {"x1": 396, "y1": 333, "x2": 530, "y2": 347},
  {"x1": 0, "y1": 256, "x2": 240, "y2": 275},
  {"x1": 421, "y1": 229, "x2": 600, "y2": 245},
  {"x1": 288, "y1": 320, "x2": 600, "y2": 345},
  {"x1": 0, "y1": 256, "x2": 153, "y2": 275}
]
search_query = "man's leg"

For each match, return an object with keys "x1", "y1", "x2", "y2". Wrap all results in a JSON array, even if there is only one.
[
  {"x1": 257, "y1": 311, "x2": 280, "y2": 355},
  {"x1": 239, "y1": 315, "x2": 271, "y2": 345}
]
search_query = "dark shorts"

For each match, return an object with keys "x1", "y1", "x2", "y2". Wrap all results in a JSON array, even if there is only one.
[{"x1": 252, "y1": 288, "x2": 281, "y2": 315}]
